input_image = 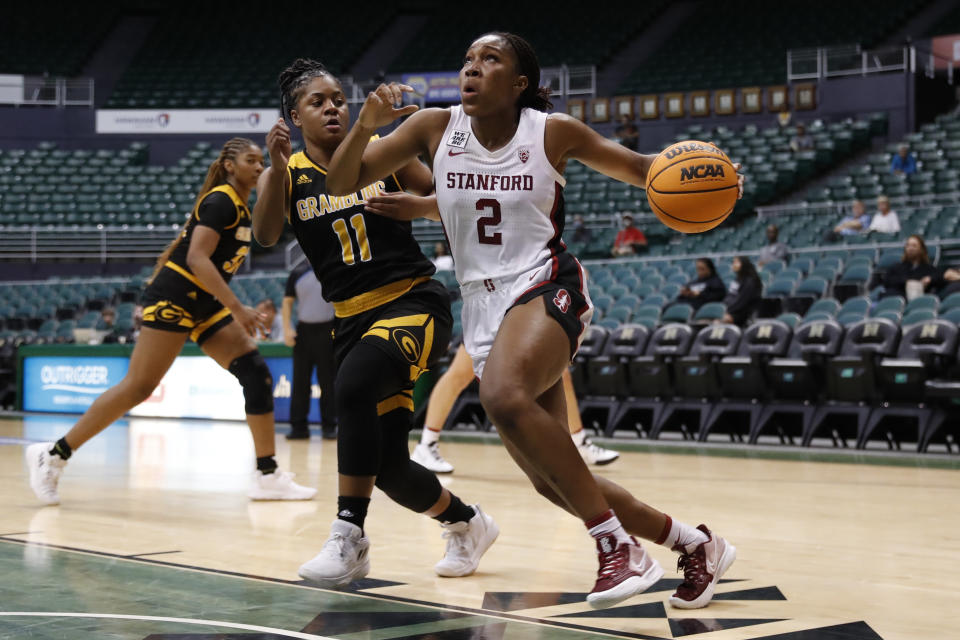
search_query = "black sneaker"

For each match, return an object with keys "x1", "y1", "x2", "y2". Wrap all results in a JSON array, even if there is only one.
[
  {"x1": 286, "y1": 428, "x2": 311, "y2": 440},
  {"x1": 321, "y1": 425, "x2": 338, "y2": 440}
]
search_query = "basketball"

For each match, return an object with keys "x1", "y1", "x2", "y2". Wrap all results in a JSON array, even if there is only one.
[{"x1": 646, "y1": 140, "x2": 738, "y2": 233}]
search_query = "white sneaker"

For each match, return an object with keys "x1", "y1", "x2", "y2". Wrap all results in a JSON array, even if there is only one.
[
  {"x1": 298, "y1": 519, "x2": 370, "y2": 588},
  {"x1": 25, "y1": 442, "x2": 66, "y2": 506},
  {"x1": 577, "y1": 437, "x2": 620, "y2": 466},
  {"x1": 412, "y1": 442, "x2": 454, "y2": 474},
  {"x1": 434, "y1": 504, "x2": 499, "y2": 577},
  {"x1": 248, "y1": 470, "x2": 317, "y2": 501}
]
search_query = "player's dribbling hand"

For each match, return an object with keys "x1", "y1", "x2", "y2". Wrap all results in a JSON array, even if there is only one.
[
  {"x1": 266, "y1": 119, "x2": 292, "y2": 168},
  {"x1": 235, "y1": 305, "x2": 269, "y2": 338},
  {"x1": 734, "y1": 162, "x2": 745, "y2": 199},
  {"x1": 357, "y1": 83, "x2": 419, "y2": 129},
  {"x1": 365, "y1": 192, "x2": 438, "y2": 221}
]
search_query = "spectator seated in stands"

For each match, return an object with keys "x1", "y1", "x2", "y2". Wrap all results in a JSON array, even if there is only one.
[
  {"x1": 937, "y1": 264, "x2": 960, "y2": 299},
  {"x1": 823, "y1": 199, "x2": 871, "y2": 243},
  {"x1": 100, "y1": 307, "x2": 116, "y2": 331},
  {"x1": 890, "y1": 143, "x2": 917, "y2": 176},
  {"x1": 256, "y1": 298, "x2": 283, "y2": 342},
  {"x1": 868, "y1": 195, "x2": 901, "y2": 236},
  {"x1": 675, "y1": 258, "x2": 726, "y2": 310},
  {"x1": 789, "y1": 123, "x2": 814, "y2": 152},
  {"x1": 722, "y1": 256, "x2": 763, "y2": 326},
  {"x1": 432, "y1": 242, "x2": 454, "y2": 271},
  {"x1": 880, "y1": 235, "x2": 938, "y2": 299},
  {"x1": 611, "y1": 213, "x2": 647, "y2": 257},
  {"x1": 571, "y1": 214, "x2": 592, "y2": 243},
  {"x1": 757, "y1": 224, "x2": 789, "y2": 267},
  {"x1": 614, "y1": 114, "x2": 639, "y2": 152}
]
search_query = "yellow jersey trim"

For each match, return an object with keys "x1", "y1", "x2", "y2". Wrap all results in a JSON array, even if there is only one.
[
  {"x1": 332, "y1": 276, "x2": 430, "y2": 318},
  {"x1": 163, "y1": 261, "x2": 210, "y2": 293},
  {"x1": 190, "y1": 307, "x2": 232, "y2": 342},
  {"x1": 193, "y1": 183, "x2": 248, "y2": 230},
  {"x1": 376, "y1": 391, "x2": 415, "y2": 416}
]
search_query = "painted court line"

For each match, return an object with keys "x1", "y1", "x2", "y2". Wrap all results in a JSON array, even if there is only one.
[{"x1": 0, "y1": 612, "x2": 335, "y2": 640}]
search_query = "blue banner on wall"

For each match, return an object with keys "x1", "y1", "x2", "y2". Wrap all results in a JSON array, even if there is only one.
[
  {"x1": 23, "y1": 357, "x2": 130, "y2": 413},
  {"x1": 401, "y1": 71, "x2": 461, "y2": 104},
  {"x1": 265, "y1": 357, "x2": 321, "y2": 424}
]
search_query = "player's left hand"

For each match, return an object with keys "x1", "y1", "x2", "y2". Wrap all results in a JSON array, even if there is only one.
[
  {"x1": 357, "y1": 83, "x2": 419, "y2": 129},
  {"x1": 365, "y1": 192, "x2": 439, "y2": 221}
]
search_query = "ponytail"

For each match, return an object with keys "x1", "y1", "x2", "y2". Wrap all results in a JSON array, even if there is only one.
[{"x1": 149, "y1": 137, "x2": 256, "y2": 283}]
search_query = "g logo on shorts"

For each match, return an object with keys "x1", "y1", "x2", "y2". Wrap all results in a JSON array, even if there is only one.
[
  {"x1": 156, "y1": 302, "x2": 186, "y2": 323},
  {"x1": 392, "y1": 328, "x2": 422, "y2": 363}
]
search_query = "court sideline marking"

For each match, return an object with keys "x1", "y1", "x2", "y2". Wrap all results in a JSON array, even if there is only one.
[
  {"x1": 0, "y1": 611, "x2": 334, "y2": 639},
  {"x1": 0, "y1": 536, "x2": 669, "y2": 640}
]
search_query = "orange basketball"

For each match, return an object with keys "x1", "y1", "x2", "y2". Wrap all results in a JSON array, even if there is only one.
[{"x1": 646, "y1": 140, "x2": 738, "y2": 233}]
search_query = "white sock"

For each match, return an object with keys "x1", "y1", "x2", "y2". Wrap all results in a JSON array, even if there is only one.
[
  {"x1": 661, "y1": 517, "x2": 709, "y2": 553},
  {"x1": 587, "y1": 510, "x2": 632, "y2": 546},
  {"x1": 420, "y1": 427, "x2": 441, "y2": 446},
  {"x1": 571, "y1": 429, "x2": 587, "y2": 446}
]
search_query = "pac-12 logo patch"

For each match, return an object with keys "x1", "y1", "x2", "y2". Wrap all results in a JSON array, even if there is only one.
[
  {"x1": 447, "y1": 129, "x2": 470, "y2": 148},
  {"x1": 553, "y1": 289, "x2": 571, "y2": 313},
  {"x1": 518, "y1": 147, "x2": 530, "y2": 163}
]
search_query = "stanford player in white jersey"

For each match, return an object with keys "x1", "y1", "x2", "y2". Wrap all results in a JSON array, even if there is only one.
[{"x1": 326, "y1": 32, "x2": 741, "y2": 610}]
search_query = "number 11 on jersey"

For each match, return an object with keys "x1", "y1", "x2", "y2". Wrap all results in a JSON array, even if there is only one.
[{"x1": 333, "y1": 214, "x2": 372, "y2": 265}]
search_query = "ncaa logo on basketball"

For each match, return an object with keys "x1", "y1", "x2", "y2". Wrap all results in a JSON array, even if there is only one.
[
  {"x1": 680, "y1": 164, "x2": 726, "y2": 181},
  {"x1": 553, "y1": 289, "x2": 571, "y2": 313},
  {"x1": 392, "y1": 329, "x2": 422, "y2": 363},
  {"x1": 517, "y1": 147, "x2": 530, "y2": 164}
]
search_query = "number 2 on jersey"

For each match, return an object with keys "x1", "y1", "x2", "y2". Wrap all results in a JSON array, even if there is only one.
[
  {"x1": 476, "y1": 199, "x2": 502, "y2": 245},
  {"x1": 332, "y1": 214, "x2": 372, "y2": 265}
]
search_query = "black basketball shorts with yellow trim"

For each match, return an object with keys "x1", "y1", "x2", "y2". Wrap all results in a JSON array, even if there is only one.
[
  {"x1": 140, "y1": 269, "x2": 234, "y2": 345},
  {"x1": 333, "y1": 278, "x2": 453, "y2": 412}
]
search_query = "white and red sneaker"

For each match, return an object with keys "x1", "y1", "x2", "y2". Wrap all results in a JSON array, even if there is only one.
[
  {"x1": 668, "y1": 524, "x2": 737, "y2": 609},
  {"x1": 586, "y1": 534, "x2": 664, "y2": 609}
]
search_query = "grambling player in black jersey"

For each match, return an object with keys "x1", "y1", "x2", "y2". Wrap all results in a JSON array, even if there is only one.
[
  {"x1": 253, "y1": 59, "x2": 497, "y2": 589},
  {"x1": 25, "y1": 138, "x2": 317, "y2": 506}
]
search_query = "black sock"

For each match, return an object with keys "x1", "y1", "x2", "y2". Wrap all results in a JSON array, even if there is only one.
[
  {"x1": 434, "y1": 494, "x2": 475, "y2": 525},
  {"x1": 256, "y1": 455, "x2": 277, "y2": 474},
  {"x1": 50, "y1": 437, "x2": 72, "y2": 461},
  {"x1": 337, "y1": 496, "x2": 370, "y2": 530}
]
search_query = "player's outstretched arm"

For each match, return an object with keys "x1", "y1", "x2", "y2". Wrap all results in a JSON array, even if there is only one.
[
  {"x1": 252, "y1": 119, "x2": 291, "y2": 247},
  {"x1": 327, "y1": 83, "x2": 447, "y2": 195},
  {"x1": 186, "y1": 228, "x2": 267, "y2": 337},
  {"x1": 365, "y1": 192, "x2": 440, "y2": 221},
  {"x1": 546, "y1": 113, "x2": 657, "y2": 188}
]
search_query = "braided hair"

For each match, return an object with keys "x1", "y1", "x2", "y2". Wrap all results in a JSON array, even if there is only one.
[
  {"x1": 278, "y1": 58, "x2": 336, "y2": 120},
  {"x1": 482, "y1": 32, "x2": 553, "y2": 113}
]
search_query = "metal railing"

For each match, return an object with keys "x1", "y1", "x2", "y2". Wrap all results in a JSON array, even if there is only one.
[
  {"x1": 787, "y1": 45, "x2": 953, "y2": 84},
  {"x1": 0, "y1": 226, "x2": 178, "y2": 262},
  {"x1": 756, "y1": 191, "x2": 960, "y2": 219},
  {"x1": 0, "y1": 75, "x2": 95, "y2": 107}
]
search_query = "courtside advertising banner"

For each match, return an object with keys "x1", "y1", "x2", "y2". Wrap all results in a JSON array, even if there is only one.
[
  {"x1": 96, "y1": 109, "x2": 281, "y2": 134},
  {"x1": 129, "y1": 356, "x2": 246, "y2": 420},
  {"x1": 265, "y1": 357, "x2": 322, "y2": 424},
  {"x1": 401, "y1": 71, "x2": 461, "y2": 104},
  {"x1": 22, "y1": 354, "x2": 316, "y2": 423},
  {"x1": 23, "y1": 357, "x2": 130, "y2": 413}
]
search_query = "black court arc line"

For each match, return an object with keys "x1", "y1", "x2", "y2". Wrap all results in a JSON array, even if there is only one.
[
  {"x1": 126, "y1": 550, "x2": 182, "y2": 558},
  {"x1": 0, "y1": 536, "x2": 669, "y2": 640}
]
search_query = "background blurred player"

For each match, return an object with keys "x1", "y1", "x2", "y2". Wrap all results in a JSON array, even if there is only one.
[
  {"x1": 26, "y1": 138, "x2": 317, "y2": 506},
  {"x1": 413, "y1": 343, "x2": 618, "y2": 473}
]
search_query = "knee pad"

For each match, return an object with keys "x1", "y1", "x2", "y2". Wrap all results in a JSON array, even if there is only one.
[{"x1": 228, "y1": 350, "x2": 274, "y2": 414}]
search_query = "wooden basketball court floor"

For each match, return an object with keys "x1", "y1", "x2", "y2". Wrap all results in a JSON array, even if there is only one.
[{"x1": 2, "y1": 413, "x2": 958, "y2": 640}]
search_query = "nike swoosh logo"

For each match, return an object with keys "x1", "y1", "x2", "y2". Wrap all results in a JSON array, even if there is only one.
[{"x1": 448, "y1": 150, "x2": 468, "y2": 157}]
